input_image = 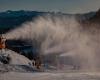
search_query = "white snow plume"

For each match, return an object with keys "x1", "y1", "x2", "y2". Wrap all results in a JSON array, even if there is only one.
[
  {"x1": 5, "y1": 15, "x2": 80, "y2": 52},
  {"x1": 4, "y1": 14, "x2": 100, "y2": 71}
]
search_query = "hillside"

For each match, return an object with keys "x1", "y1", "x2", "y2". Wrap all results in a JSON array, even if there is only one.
[{"x1": 0, "y1": 10, "x2": 96, "y2": 33}]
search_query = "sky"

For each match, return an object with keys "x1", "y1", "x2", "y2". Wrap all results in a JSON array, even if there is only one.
[{"x1": 0, "y1": 0, "x2": 100, "y2": 13}]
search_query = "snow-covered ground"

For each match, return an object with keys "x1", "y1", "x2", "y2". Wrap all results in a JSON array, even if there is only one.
[
  {"x1": 1, "y1": 71, "x2": 100, "y2": 80},
  {"x1": 1, "y1": 49, "x2": 100, "y2": 80},
  {"x1": 0, "y1": 49, "x2": 37, "y2": 73},
  {"x1": 0, "y1": 49, "x2": 31, "y2": 65}
]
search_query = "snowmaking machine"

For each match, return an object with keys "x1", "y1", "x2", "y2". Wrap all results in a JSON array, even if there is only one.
[
  {"x1": 0, "y1": 34, "x2": 6, "y2": 50},
  {"x1": 0, "y1": 34, "x2": 42, "y2": 70},
  {"x1": 0, "y1": 34, "x2": 11, "y2": 64}
]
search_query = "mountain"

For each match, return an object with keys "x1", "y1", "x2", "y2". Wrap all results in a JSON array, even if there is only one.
[
  {"x1": 88, "y1": 9, "x2": 100, "y2": 23},
  {"x1": 0, "y1": 10, "x2": 99, "y2": 33},
  {"x1": 0, "y1": 10, "x2": 45, "y2": 33},
  {"x1": 80, "y1": 9, "x2": 100, "y2": 30},
  {"x1": 0, "y1": 10, "x2": 86, "y2": 33}
]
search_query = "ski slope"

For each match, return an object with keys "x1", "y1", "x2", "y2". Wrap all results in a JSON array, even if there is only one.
[
  {"x1": 1, "y1": 72, "x2": 100, "y2": 80},
  {"x1": 0, "y1": 49, "x2": 100, "y2": 80}
]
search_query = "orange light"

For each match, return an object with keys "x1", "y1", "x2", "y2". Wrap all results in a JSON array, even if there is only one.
[{"x1": 0, "y1": 35, "x2": 6, "y2": 49}]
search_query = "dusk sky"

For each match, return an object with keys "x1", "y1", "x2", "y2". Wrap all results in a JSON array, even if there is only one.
[{"x1": 0, "y1": 0, "x2": 100, "y2": 13}]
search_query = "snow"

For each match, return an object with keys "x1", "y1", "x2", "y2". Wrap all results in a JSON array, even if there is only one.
[
  {"x1": 0, "y1": 49, "x2": 100, "y2": 80},
  {"x1": 0, "y1": 49, "x2": 36, "y2": 73},
  {"x1": 0, "y1": 49, "x2": 31, "y2": 65},
  {"x1": 1, "y1": 72, "x2": 100, "y2": 80}
]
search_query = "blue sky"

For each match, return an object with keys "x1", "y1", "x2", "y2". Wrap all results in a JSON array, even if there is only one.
[{"x1": 0, "y1": 0, "x2": 100, "y2": 13}]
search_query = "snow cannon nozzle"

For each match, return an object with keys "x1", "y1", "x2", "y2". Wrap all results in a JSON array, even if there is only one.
[{"x1": 0, "y1": 34, "x2": 6, "y2": 49}]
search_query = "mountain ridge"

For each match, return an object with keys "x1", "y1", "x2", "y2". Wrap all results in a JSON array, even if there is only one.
[{"x1": 0, "y1": 9, "x2": 100, "y2": 33}]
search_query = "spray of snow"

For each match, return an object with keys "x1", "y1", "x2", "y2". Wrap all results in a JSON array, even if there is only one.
[{"x1": 4, "y1": 14, "x2": 100, "y2": 71}]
